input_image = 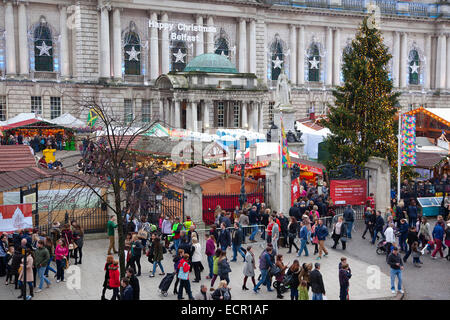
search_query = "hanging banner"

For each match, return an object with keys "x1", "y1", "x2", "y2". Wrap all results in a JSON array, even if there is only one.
[
  {"x1": 291, "y1": 178, "x2": 300, "y2": 206},
  {"x1": 0, "y1": 204, "x2": 33, "y2": 233},
  {"x1": 401, "y1": 114, "x2": 416, "y2": 166},
  {"x1": 281, "y1": 116, "x2": 291, "y2": 169},
  {"x1": 330, "y1": 179, "x2": 367, "y2": 206}
]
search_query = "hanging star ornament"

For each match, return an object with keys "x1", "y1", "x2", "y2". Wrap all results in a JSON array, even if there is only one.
[
  {"x1": 36, "y1": 41, "x2": 52, "y2": 56},
  {"x1": 309, "y1": 57, "x2": 320, "y2": 69},
  {"x1": 173, "y1": 49, "x2": 187, "y2": 63},
  {"x1": 126, "y1": 46, "x2": 140, "y2": 61},
  {"x1": 272, "y1": 56, "x2": 283, "y2": 69},
  {"x1": 409, "y1": 62, "x2": 419, "y2": 74}
]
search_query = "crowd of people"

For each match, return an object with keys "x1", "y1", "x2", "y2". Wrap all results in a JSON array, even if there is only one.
[
  {"x1": 0, "y1": 221, "x2": 84, "y2": 299},
  {"x1": 1, "y1": 131, "x2": 68, "y2": 152}
]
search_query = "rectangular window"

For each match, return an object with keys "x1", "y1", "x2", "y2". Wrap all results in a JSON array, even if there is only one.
[
  {"x1": 142, "y1": 99, "x2": 151, "y2": 123},
  {"x1": 233, "y1": 101, "x2": 240, "y2": 128},
  {"x1": 50, "y1": 97, "x2": 61, "y2": 119},
  {"x1": 31, "y1": 96, "x2": 42, "y2": 115},
  {"x1": 0, "y1": 96, "x2": 6, "y2": 121},
  {"x1": 217, "y1": 101, "x2": 224, "y2": 128},
  {"x1": 124, "y1": 99, "x2": 133, "y2": 123},
  {"x1": 268, "y1": 102, "x2": 274, "y2": 124}
]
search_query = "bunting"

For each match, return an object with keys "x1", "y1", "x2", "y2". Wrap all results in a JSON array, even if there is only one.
[
  {"x1": 281, "y1": 116, "x2": 291, "y2": 168},
  {"x1": 400, "y1": 114, "x2": 416, "y2": 166}
]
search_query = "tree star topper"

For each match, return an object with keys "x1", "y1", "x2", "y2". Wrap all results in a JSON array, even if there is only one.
[
  {"x1": 272, "y1": 56, "x2": 283, "y2": 69},
  {"x1": 126, "y1": 46, "x2": 140, "y2": 61},
  {"x1": 173, "y1": 49, "x2": 187, "y2": 63},
  {"x1": 36, "y1": 41, "x2": 52, "y2": 56}
]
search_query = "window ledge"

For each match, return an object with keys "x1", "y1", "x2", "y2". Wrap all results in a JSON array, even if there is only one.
[
  {"x1": 124, "y1": 75, "x2": 144, "y2": 83},
  {"x1": 33, "y1": 71, "x2": 58, "y2": 80}
]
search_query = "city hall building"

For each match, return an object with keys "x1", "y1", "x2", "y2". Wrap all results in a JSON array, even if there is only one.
[{"x1": 0, "y1": 0, "x2": 449, "y2": 132}]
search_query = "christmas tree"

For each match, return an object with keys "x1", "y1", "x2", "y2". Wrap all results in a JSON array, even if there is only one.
[{"x1": 323, "y1": 17, "x2": 400, "y2": 170}]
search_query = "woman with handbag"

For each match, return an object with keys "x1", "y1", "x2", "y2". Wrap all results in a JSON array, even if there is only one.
[
  {"x1": 71, "y1": 221, "x2": 84, "y2": 265},
  {"x1": 17, "y1": 249, "x2": 34, "y2": 299},
  {"x1": 311, "y1": 219, "x2": 319, "y2": 255},
  {"x1": 55, "y1": 239, "x2": 68, "y2": 283},
  {"x1": 212, "y1": 280, "x2": 232, "y2": 300},
  {"x1": 109, "y1": 260, "x2": 120, "y2": 300},
  {"x1": 331, "y1": 216, "x2": 347, "y2": 250},
  {"x1": 287, "y1": 217, "x2": 300, "y2": 254},
  {"x1": 285, "y1": 260, "x2": 301, "y2": 300},
  {"x1": 191, "y1": 237, "x2": 202, "y2": 282},
  {"x1": 177, "y1": 253, "x2": 194, "y2": 300},
  {"x1": 61, "y1": 224, "x2": 73, "y2": 259},
  {"x1": 149, "y1": 236, "x2": 165, "y2": 278},
  {"x1": 242, "y1": 246, "x2": 256, "y2": 291},
  {"x1": 217, "y1": 251, "x2": 231, "y2": 284},
  {"x1": 274, "y1": 254, "x2": 288, "y2": 299},
  {"x1": 127, "y1": 234, "x2": 143, "y2": 276},
  {"x1": 101, "y1": 255, "x2": 114, "y2": 300}
]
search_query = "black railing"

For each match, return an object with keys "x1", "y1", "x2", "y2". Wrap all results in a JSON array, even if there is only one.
[{"x1": 334, "y1": 205, "x2": 365, "y2": 220}]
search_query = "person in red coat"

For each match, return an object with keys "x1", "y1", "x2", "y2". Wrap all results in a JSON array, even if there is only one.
[
  {"x1": 109, "y1": 260, "x2": 120, "y2": 300},
  {"x1": 177, "y1": 254, "x2": 194, "y2": 300}
]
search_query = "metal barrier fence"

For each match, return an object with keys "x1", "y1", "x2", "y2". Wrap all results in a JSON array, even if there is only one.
[{"x1": 334, "y1": 205, "x2": 365, "y2": 220}]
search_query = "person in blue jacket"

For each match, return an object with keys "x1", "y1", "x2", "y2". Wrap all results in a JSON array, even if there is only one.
[
  {"x1": 248, "y1": 206, "x2": 259, "y2": 242},
  {"x1": 120, "y1": 277, "x2": 134, "y2": 300},
  {"x1": 297, "y1": 221, "x2": 310, "y2": 257},
  {"x1": 314, "y1": 219, "x2": 329, "y2": 260},
  {"x1": 398, "y1": 219, "x2": 409, "y2": 252},
  {"x1": 253, "y1": 246, "x2": 274, "y2": 293},
  {"x1": 372, "y1": 210, "x2": 385, "y2": 245},
  {"x1": 406, "y1": 200, "x2": 418, "y2": 228},
  {"x1": 431, "y1": 223, "x2": 445, "y2": 259}
]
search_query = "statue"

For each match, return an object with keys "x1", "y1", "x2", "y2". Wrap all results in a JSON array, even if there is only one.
[{"x1": 275, "y1": 72, "x2": 291, "y2": 109}]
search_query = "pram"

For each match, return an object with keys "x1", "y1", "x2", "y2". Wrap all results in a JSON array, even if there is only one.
[
  {"x1": 158, "y1": 272, "x2": 175, "y2": 297},
  {"x1": 376, "y1": 239, "x2": 388, "y2": 255}
]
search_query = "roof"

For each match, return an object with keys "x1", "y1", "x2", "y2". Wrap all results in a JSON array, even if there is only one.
[
  {"x1": 416, "y1": 152, "x2": 447, "y2": 168},
  {"x1": 0, "y1": 113, "x2": 56, "y2": 130},
  {"x1": 183, "y1": 53, "x2": 238, "y2": 74},
  {"x1": 0, "y1": 145, "x2": 37, "y2": 172},
  {"x1": 50, "y1": 113, "x2": 85, "y2": 129},
  {"x1": 0, "y1": 166, "x2": 107, "y2": 192},
  {"x1": 162, "y1": 165, "x2": 224, "y2": 190},
  {"x1": 405, "y1": 107, "x2": 450, "y2": 127}
]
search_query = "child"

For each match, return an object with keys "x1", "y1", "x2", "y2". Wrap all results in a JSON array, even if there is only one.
[
  {"x1": 299, "y1": 280, "x2": 309, "y2": 300},
  {"x1": 411, "y1": 241, "x2": 422, "y2": 267}
]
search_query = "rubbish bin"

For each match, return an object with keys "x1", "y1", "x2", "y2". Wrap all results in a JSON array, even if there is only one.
[{"x1": 43, "y1": 148, "x2": 56, "y2": 163}]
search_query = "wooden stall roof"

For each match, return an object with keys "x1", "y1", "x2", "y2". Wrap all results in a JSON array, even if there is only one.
[{"x1": 0, "y1": 145, "x2": 37, "y2": 172}]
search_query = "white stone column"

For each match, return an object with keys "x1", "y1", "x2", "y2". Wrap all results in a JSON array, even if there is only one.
[
  {"x1": 112, "y1": 8, "x2": 122, "y2": 80},
  {"x1": 195, "y1": 15, "x2": 204, "y2": 57},
  {"x1": 289, "y1": 24, "x2": 297, "y2": 85},
  {"x1": 297, "y1": 25, "x2": 305, "y2": 86},
  {"x1": 333, "y1": 28, "x2": 341, "y2": 86},
  {"x1": 99, "y1": 3, "x2": 111, "y2": 79},
  {"x1": 436, "y1": 33, "x2": 447, "y2": 90},
  {"x1": 400, "y1": 32, "x2": 408, "y2": 88},
  {"x1": 186, "y1": 102, "x2": 192, "y2": 131},
  {"x1": 150, "y1": 12, "x2": 159, "y2": 79},
  {"x1": 206, "y1": 16, "x2": 215, "y2": 53},
  {"x1": 5, "y1": 1, "x2": 16, "y2": 75},
  {"x1": 326, "y1": 27, "x2": 333, "y2": 86},
  {"x1": 238, "y1": 18, "x2": 247, "y2": 73},
  {"x1": 18, "y1": 2, "x2": 29, "y2": 76},
  {"x1": 248, "y1": 103, "x2": 254, "y2": 131},
  {"x1": 242, "y1": 102, "x2": 248, "y2": 129},
  {"x1": 203, "y1": 101, "x2": 210, "y2": 132},
  {"x1": 161, "y1": 13, "x2": 170, "y2": 74},
  {"x1": 425, "y1": 34, "x2": 432, "y2": 90},
  {"x1": 174, "y1": 99, "x2": 181, "y2": 128},
  {"x1": 192, "y1": 101, "x2": 198, "y2": 132},
  {"x1": 164, "y1": 99, "x2": 170, "y2": 125},
  {"x1": 253, "y1": 103, "x2": 259, "y2": 132},
  {"x1": 249, "y1": 19, "x2": 257, "y2": 74},
  {"x1": 393, "y1": 31, "x2": 400, "y2": 88},
  {"x1": 446, "y1": 34, "x2": 450, "y2": 90},
  {"x1": 258, "y1": 102, "x2": 264, "y2": 132},
  {"x1": 159, "y1": 99, "x2": 164, "y2": 121},
  {"x1": 59, "y1": 5, "x2": 70, "y2": 79}
]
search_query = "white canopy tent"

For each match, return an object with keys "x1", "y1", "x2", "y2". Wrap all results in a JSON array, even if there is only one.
[
  {"x1": 50, "y1": 113, "x2": 85, "y2": 129},
  {"x1": 295, "y1": 122, "x2": 331, "y2": 159}
]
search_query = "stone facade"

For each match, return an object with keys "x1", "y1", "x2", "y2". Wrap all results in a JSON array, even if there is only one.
[{"x1": 0, "y1": 0, "x2": 449, "y2": 128}]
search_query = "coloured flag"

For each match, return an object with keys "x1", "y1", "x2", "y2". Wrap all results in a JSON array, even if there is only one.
[
  {"x1": 400, "y1": 114, "x2": 416, "y2": 166},
  {"x1": 87, "y1": 108, "x2": 99, "y2": 127},
  {"x1": 281, "y1": 116, "x2": 291, "y2": 168}
]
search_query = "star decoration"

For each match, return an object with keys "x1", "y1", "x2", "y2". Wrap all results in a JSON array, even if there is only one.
[
  {"x1": 272, "y1": 56, "x2": 283, "y2": 69},
  {"x1": 36, "y1": 41, "x2": 52, "y2": 56},
  {"x1": 173, "y1": 49, "x2": 187, "y2": 63},
  {"x1": 126, "y1": 46, "x2": 140, "y2": 61},
  {"x1": 409, "y1": 62, "x2": 419, "y2": 74},
  {"x1": 309, "y1": 57, "x2": 320, "y2": 69}
]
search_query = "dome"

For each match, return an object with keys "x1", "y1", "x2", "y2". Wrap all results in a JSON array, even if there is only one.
[{"x1": 183, "y1": 53, "x2": 238, "y2": 74}]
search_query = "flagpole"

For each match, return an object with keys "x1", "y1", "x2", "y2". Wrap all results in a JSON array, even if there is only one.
[
  {"x1": 280, "y1": 110, "x2": 283, "y2": 214},
  {"x1": 397, "y1": 112, "x2": 401, "y2": 203}
]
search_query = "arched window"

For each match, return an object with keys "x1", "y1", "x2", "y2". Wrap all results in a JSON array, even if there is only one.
[
  {"x1": 409, "y1": 49, "x2": 420, "y2": 85},
  {"x1": 124, "y1": 24, "x2": 141, "y2": 75},
  {"x1": 34, "y1": 17, "x2": 53, "y2": 72},
  {"x1": 171, "y1": 40, "x2": 187, "y2": 72},
  {"x1": 270, "y1": 37, "x2": 283, "y2": 81},
  {"x1": 215, "y1": 37, "x2": 229, "y2": 58},
  {"x1": 307, "y1": 44, "x2": 320, "y2": 82}
]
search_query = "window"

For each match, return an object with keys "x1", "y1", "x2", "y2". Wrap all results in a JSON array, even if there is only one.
[
  {"x1": 308, "y1": 44, "x2": 321, "y2": 82},
  {"x1": 217, "y1": 102, "x2": 224, "y2": 128},
  {"x1": 270, "y1": 38, "x2": 284, "y2": 81},
  {"x1": 124, "y1": 99, "x2": 133, "y2": 123},
  {"x1": 233, "y1": 102, "x2": 240, "y2": 128},
  {"x1": 31, "y1": 96, "x2": 42, "y2": 115},
  {"x1": 268, "y1": 102, "x2": 274, "y2": 124},
  {"x1": 124, "y1": 23, "x2": 141, "y2": 75},
  {"x1": 0, "y1": 96, "x2": 6, "y2": 121},
  {"x1": 171, "y1": 40, "x2": 187, "y2": 72},
  {"x1": 142, "y1": 100, "x2": 151, "y2": 123},
  {"x1": 409, "y1": 49, "x2": 420, "y2": 85},
  {"x1": 215, "y1": 37, "x2": 229, "y2": 58},
  {"x1": 50, "y1": 97, "x2": 61, "y2": 119},
  {"x1": 34, "y1": 17, "x2": 53, "y2": 72}
]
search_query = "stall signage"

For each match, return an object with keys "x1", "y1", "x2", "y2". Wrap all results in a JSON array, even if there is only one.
[
  {"x1": 330, "y1": 179, "x2": 367, "y2": 206},
  {"x1": 0, "y1": 204, "x2": 33, "y2": 233}
]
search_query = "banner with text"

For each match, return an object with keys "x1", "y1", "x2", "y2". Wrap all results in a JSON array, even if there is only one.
[
  {"x1": 0, "y1": 204, "x2": 33, "y2": 233},
  {"x1": 330, "y1": 179, "x2": 367, "y2": 206}
]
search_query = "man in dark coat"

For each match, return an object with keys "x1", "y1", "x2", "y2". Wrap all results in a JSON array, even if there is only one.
[
  {"x1": 126, "y1": 268, "x2": 140, "y2": 300},
  {"x1": 230, "y1": 223, "x2": 245, "y2": 262},
  {"x1": 309, "y1": 263, "x2": 326, "y2": 300}
]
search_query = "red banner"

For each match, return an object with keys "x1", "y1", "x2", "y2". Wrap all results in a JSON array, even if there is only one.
[
  {"x1": 0, "y1": 204, "x2": 33, "y2": 233},
  {"x1": 291, "y1": 179, "x2": 300, "y2": 206},
  {"x1": 330, "y1": 180, "x2": 367, "y2": 206}
]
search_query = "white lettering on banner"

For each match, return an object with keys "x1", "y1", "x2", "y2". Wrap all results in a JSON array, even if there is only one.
[{"x1": 149, "y1": 20, "x2": 217, "y2": 43}]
